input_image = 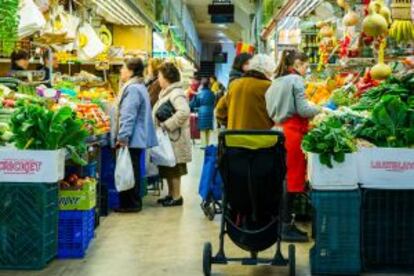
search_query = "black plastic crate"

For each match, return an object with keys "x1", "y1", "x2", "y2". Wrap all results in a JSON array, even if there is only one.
[
  {"x1": 310, "y1": 190, "x2": 361, "y2": 275},
  {"x1": 361, "y1": 189, "x2": 414, "y2": 272}
]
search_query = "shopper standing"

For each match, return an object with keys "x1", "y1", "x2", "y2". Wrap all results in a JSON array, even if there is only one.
[
  {"x1": 209, "y1": 75, "x2": 224, "y2": 94},
  {"x1": 153, "y1": 62, "x2": 192, "y2": 207},
  {"x1": 114, "y1": 58, "x2": 158, "y2": 213},
  {"x1": 146, "y1": 58, "x2": 163, "y2": 107},
  {"x1": 190, "y1": 77, "x2": 215, "y2": 148},
  {"x1": 215, "y1": 54, "x2": 276, "y2": 130},
  {"x1": 266, "y1": 49, "x2": 321, "y2": 241},
  {"x1": 228, "y1": 53, "x2": 253, "y2": 85}
]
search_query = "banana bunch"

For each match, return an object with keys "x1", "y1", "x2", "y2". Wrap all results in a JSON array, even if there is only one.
[{"x1": 389, "y1": 20, "x2": 414, "y2": 42}]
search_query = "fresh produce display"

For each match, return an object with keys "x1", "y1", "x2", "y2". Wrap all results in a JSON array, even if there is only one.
[
  {"x1": 331, "y1": 84, "x2": 358, "y2": 107},
  {"x1": 362, "y1": 1, "x2": 390, "y2": 37},
  {"x1": 9, "y1": 103, "x2": 89, "y2": 165},
  {"x1": 305, "y1": 82, "x2": 332, "y2": 105},
  {"x1": 60, "y1": 174, "x2": 95, "y2": 190},
  {"x1": 389, "y1": 20, "x2": 414, "y2": 43},
  {"x1": 353, "y1": 95, "x2": 414, "y2": 148},
  {"x1": 302, "y1": 115, "x2": 357, "y2": 168},
  {"x1": 353, "y1": 72, "x2": 414, "y2": 110},
  {"x1": 78, "y1": 87, "x2": 114, "y2": 101},
  {"x1": 0, "y1": 122, "x2": 12, "y2": 145},
  {"x1": 76, "y1": 103, "x2": 110, "y2": 135},
  {"x1": 0, "y1": 0, "x2": 19, "y2": 56}
]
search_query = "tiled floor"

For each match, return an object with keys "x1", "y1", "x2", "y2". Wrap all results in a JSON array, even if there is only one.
[{"x1": 0, "y1": 145, "x2": 312, "y2": 276}]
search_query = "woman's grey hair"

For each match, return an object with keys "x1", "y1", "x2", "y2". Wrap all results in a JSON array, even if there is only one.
[{"x1": 247, "y1": 54, "x2": 276, "y2": 77}]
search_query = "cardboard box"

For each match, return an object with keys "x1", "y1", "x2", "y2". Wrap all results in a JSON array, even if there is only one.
[
  {"x1": 358, "y1": 147, "x2": 414, "y2": 189},
  {"x1": 308, "y1": 153, "x2": 358, "y2": 190},
  {"x1": 0, "y1": 149, "x2": 65, "y2": 183}
]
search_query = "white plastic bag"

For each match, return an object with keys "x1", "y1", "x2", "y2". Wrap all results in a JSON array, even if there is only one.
[
  {"x1": 150, "y1": 129, "x2": 176, "y2": 167},
  {"x1": 18, "y1": 0, "x2": 47, "y2": 38},
  {"x1": 145, "y1": 151, "x2": 159, "y2": 177},
  {"x1": 77, "y1": 23, "x2": 105, "y2": 60},
  {"x1": 115, "y1": 147, "x2": 135, "y2": 192}
]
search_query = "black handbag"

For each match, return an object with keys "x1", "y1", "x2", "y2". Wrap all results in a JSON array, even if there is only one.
[{"x1": 156, "y1": 100, "x2": 176, "y2": 122}]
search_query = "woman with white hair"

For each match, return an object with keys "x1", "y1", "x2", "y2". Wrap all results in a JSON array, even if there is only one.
[{"x1": 215, "y1": 54, "x2": 276, "y2": 129}]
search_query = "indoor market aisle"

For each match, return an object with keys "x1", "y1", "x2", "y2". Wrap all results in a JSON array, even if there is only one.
[{"x1": 0, "y1": 146, "x2": 312, "y2": 276}]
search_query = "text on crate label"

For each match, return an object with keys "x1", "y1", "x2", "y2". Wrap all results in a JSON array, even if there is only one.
[
  {"x1": 370, "y1": 161, "x2": 414, "y2": 172},
  {"x1": 59, "y1": 197, "x2": 81, "y2": 206},
  {"x1": 0, "y1": 159, "x2": 42, "y2": 174}
]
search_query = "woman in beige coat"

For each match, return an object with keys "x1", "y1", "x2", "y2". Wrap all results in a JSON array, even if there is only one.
[{"x1": 153, "y1": 62, "x2": 192, "y2": 207}]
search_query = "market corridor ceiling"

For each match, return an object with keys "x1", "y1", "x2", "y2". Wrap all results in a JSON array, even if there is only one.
[{"x1": 184, "y1": 0, "x2": 255, "y2": 43}]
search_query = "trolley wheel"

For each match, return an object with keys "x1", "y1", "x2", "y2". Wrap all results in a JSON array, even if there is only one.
[
  {"x1": 203, "y1": 242, "x2": 212, "y2": 276},
  {"x1": 289, "y1": 244, "x2": 296, "y2": 276},
  {"x1": 207, "y1": 206, "x2": 215, "y2": 221}
]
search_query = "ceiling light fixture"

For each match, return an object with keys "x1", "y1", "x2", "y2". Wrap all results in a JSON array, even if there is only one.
[
  {"x1": 92, "y1": 0, "x2": 144, "y2": 26},
  {"x1": 92, "y1": 0, "x2": 132, "y2": 25}
]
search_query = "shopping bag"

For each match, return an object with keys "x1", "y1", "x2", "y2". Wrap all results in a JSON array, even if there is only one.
[
  {"x1": 199, "y1": 145, "x2": 223, "y2": 201},
  {"x1": 115, "y1": 147, "x2": 135, "y2": 192},
  {"x1": 145, "y1": 150, "x2": 159, "y2": 177},
  {"x1": 149, "y1": 129, "x2": 176, "y2": 167},
  {"x1": 77, "y1": 22, "x2": 106, "y2": 60},
  {"x1": 18, "y1": 0, "x2": 47, "y2": 38}
]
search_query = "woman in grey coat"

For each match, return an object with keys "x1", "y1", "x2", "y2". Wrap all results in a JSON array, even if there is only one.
[{"x1": 113, "y1": 58, "x2": 158, "y2": 212}]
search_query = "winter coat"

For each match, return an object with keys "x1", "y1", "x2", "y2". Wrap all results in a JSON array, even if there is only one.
[
  {"x1": 228, "y1": 69, "x2": 243, "y2": 85},
  {"x1": 116, "y1": 79, "x2": 158, "y2": 149},
  {"x1": 215, "y1": 70, "x2": 274, "y2": 130},
  {"x1": 153, "y1": 82, "x2": 192, "y2": 164},
  {"x1": 190, "y1": 87, "x2": 215, "y2": 130}
]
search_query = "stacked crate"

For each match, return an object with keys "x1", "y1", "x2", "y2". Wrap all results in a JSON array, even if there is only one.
[
  {"x1": 308, "y1": 153, "x2": 361, "y2": 275},
  {"x1": 58, "y1": 162, "x2": 98, "y2": 258},
  {"x1": 358, "y1": 147, "x2": 414, "y2": 273}
]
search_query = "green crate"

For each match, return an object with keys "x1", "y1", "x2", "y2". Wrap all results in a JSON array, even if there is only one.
[
  {"x1": 0, "y1": 182, "x2": 58, "y2": 270},
  {"x1": 59, "y1": 180, "x2": 97, "y2": 210}
]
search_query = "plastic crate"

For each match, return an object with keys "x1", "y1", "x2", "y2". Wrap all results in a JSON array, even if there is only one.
[
  {"x1": 108, "y1": 189, "x2": 120, "y2": 209},
  {"x1": 101, "y1": 146, "x2": 115, "y2": 190},
  {"x1": 59, "y1": 179, "x2": 97, "y2": 210},
  {"x1": 66, "y1": 161, "x2": 98, "y2": 179},
  {"x1": 361, "y1": 189, "x2": 414, "y2": 272},
  {"x1": 58, "y1": 209, "x2": 95, "y2": 258},
  {"x1": 310, "y1": 190, "x2": 361, "y2": 275},
  {"x1": 0, "y1": 182, "x2": 58, "y2": 270}
]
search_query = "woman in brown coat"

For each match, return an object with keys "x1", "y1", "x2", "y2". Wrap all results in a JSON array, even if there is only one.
[
  {"x1": 153, "y1": 62, "x2": 192, "y2": 207},
  {"x1": 146, "y1": 58, "x2": 163, "y2": 107},
  {"x1": 215, "y1": 54, "x2": 276, "y2": 130}
]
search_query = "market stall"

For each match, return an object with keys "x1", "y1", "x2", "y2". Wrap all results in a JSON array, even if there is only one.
[
  {"x1": 269, "y1": 0, "x2": 414, "y2": 274},
  {"x1": 0, "y1": 0, "x2": 158, "y2": 269}
]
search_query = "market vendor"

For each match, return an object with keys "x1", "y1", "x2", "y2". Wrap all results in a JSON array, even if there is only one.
[
  {"x1": 37, "y1": 51, "x2": 59, "y2": 88},
  {"x1": 266, "y1": 49, "x2": 322, "y2": 243},
  {"x1": 10, "y1": 50, "x2": 29, "y2": 71}
]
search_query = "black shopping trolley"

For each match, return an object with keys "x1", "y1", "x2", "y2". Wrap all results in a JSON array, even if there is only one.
[{"x1": 202, "y1": 130, "x2": 295, "y2": 276}]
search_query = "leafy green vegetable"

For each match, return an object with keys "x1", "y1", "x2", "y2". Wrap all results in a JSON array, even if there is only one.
[
  {"x1": 353, "y1": 73, "x2": 414, "y2": 111},
  {"x1": 9, "y1": 102, "x2": 89, "y2": 165},
  {"x1": 302, "y1": 116, "x2": 357, "y2": 168},
  {"x1": 331, "y1": 85, "x2": 358, "y2": 107},
  {"x1": 353, "y1": 95, "x2": 414, "y2": 147}
]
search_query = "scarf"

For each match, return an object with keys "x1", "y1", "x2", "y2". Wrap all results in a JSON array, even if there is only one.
[{"x1": 244, "y1": 70, "x2": 270, "y2": 81}]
